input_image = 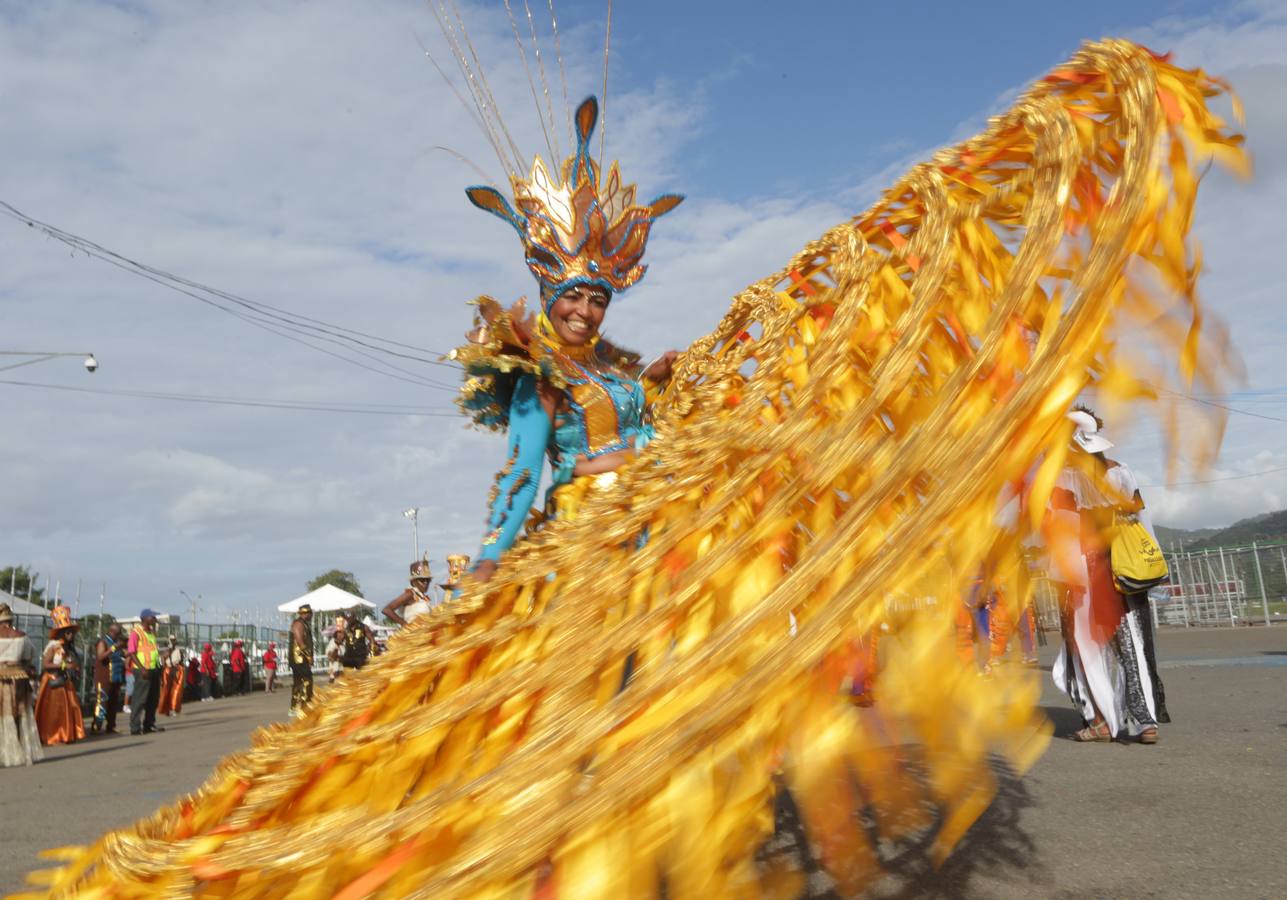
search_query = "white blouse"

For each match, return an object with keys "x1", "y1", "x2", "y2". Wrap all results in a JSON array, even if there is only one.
[{"x1": 0, "y1": 634, "x2": 36, "y2": 667}]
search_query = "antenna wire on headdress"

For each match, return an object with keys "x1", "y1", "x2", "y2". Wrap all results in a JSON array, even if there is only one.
[
  {"x1": 503, "y1": 0, "x2": 558, "y2": 165},
  {"x1": 523, "y1": 0, "x2": 562, "y2": 162},
  {"x1": 600, "y1": 0, "x2": 613, "y2": 168},
  {"x1": 430, "y1": 0, "x2": 526, "y2": 176},
  {"x1": 424, "y1": 7, "x2": 518, "y2": 178},
  {"x1": 443, "y1": 0, "x2": 526, "y2": 169},
  {"x1": 546, "y1": 0, "x2": 574, "y2": 151},
  {"x1": 412, "y1": 28, "x2": 509, "y2": 184}
]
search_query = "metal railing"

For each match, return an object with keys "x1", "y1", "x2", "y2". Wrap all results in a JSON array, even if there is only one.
[{"x1": 1159, "y1": 542, "x2": 1287, "y2": 627}]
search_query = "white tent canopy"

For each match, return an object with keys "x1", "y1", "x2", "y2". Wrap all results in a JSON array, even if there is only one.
[
  {"x1": 276, "y1": 584, "x2": 375, "y2": 614},
  {"x1": 0, "y1": 590, "x2": 51, "y2": 618}
]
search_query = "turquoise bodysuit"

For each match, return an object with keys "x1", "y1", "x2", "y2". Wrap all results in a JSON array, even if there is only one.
[{"x1": 477, "y1": 352, "x2": 652, "y2": 562}]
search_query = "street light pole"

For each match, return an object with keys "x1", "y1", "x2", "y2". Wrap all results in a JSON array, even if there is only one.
[
  {"x1": 403, "y1": 508, "x2": 419, "y2": 561},
  {"x1": 180, "y1": 590, "x2": 201, "y2": 644}
]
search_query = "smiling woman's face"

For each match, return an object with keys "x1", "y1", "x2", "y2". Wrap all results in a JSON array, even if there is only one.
[{"x1": 548, "y1": 284, "x2": 610, "y2": 346}]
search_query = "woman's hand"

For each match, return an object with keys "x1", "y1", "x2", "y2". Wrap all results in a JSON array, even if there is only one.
[
  {"x1": 641, "y1": 350, "x2": 680, "y2": 382},
  {"x1": 472, "y1": 559, "x2": 499, "y2": 583}
]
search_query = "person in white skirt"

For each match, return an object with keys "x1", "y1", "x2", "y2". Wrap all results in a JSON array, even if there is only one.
[
  {"x1": 1048, "y1": 408, "x2": 1162, "y2": 744},
  {"x1": 0, "y1": 603, "x2": 43, "y2": 766}
]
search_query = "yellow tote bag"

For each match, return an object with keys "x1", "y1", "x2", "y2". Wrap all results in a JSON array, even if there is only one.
[{"x1": 1110, "y1": 514, "x2": 1169, "y2": 593}]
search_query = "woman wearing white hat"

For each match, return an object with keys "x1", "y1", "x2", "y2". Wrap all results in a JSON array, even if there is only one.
[{"x1": 1047, "y1": 408, "x2": 1164, "y2": 743}]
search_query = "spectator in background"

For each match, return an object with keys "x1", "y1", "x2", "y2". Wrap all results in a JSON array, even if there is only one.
[
  {"x1": 91, "y1": 623, "x2": 125, "y2": 735},
  {"x1": 0, "y1": 603, "x2": 42, "y2": 766},
  {"x1": 158, "y1": 636, "x2": 184, "y2": 717},
  {"x1": 128, "y1": 609, "x2": 164, "y2": 735},
  {"x1": 199, "y1": 642, "x2": 217, "y2": 702},
  {"x1": 35, "y1": 606, "x2": 85, "y2": 746},
  {"x1": 340, "y1": 615, "x2": 374, "y2": 671},
  {"x1": 186, "y1": 654, "x2": 201, "y2": 701},
  {"x1": 230, "y1": 640, "x2": 249, "y2": 695},
  {"x1": 122, "y1": 654, "x2": 134, "y2": 717},
  {"x1": 325, "y1": 616, "x2": 345, "y2": 684},
  {"x1": 262, "y1": 642, "x2": 278, "y2": 693},
  {"x1": 288, "y1": 604, "x2": 314, "y2": 717}
]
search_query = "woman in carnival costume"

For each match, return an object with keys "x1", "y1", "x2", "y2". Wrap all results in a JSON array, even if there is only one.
[
  {"x1": 24, "y1": 40, "x2": 1243, "y2": 898},
  {"x1": 458, "y1": 98, "x2": 681, "y2": 593},
  {"x1": 1047, "y1": 408, "x2": 1167, "y2": 743},
  {"x1": 382, "y1": 557, "x2": 439, "y2": 627},
  {"x1": 34, "y1": 605, "x2": 85, "y2": 748}
]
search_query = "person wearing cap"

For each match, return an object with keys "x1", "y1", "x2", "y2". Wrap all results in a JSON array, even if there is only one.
[
  {"x1": 1047, "y1": 407, "x2": 1163, "y2": 744},
  {"x1": 127, "y1": 609, "x2": 165, "y2": 735},
  {"x1": 199, "y1": 642, "x2": 217, "y2": 701},
  {"x1": 0, "y1": 603, "x2": 43, "y2": 766},
  {"x1": 35, "y1": 605, "x2": 86, "y2": 746},
  {"x1": 90, "y1": 623, "x2": 126, "y2": 735},
  {"x1": 262, "y1": 641, "x2": 279, "y2": 693},
  {"x1": 230, "y1": 639, "x2": 249, "y2": 695},
  {"x1": 382, "y1": 557, "x2": 438, "y2": 627},
  {"x1": 288, "y1": 604, "x2": 314, "y2": 716}
]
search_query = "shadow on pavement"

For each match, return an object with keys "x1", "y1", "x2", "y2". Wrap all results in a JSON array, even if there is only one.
[
  {"x1": 753, "y1": 755, "x2": 1037, "y2": 899},
  {"x1": 41, "y1": 741, "x2": 139, "y2": 763},
  {"x1": 871, "y1": 761, "x2": 1037, "y2": 900},
  {"x1": 1040, "y1": 704, "x2": 1089, "y2": 740}
]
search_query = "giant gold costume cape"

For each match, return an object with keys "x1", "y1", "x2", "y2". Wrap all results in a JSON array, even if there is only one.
[{"x1": 21, "y1": 41, "x2": 1244, "y2": 899}]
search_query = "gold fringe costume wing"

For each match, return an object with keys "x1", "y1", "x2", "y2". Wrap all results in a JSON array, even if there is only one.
[{"x1": 22, "y1": 41, "x2": 1245, "y2": 899}]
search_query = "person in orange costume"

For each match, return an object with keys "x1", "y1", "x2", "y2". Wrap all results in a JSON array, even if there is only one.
[{"x1": 34, "y1": 606, "x2": 85, "y2": 746}]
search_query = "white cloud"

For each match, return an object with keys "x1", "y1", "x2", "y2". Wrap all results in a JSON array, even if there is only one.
[{"x1": 1107, "y1": 4, "x2": 1287, "y2": 529}]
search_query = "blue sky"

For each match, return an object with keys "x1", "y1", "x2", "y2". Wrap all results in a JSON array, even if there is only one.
[
  {"x1": 2, "y1": 0, "x2": 1285, "y2": 620},
  {"x1": 565, "y1": 0, "x2": 1237, "y2": 198}
]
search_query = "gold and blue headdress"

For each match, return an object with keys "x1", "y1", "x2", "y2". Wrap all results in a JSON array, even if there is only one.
[{"x1": 464, "y1": 97, "x2": 683, "y2": 309}]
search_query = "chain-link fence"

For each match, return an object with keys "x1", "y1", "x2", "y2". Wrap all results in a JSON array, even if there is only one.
[
  {"x1": 1157, "y1": 542, "x2": 1287, "y2": 627},
  {"x1": 7, "y1": 606, "x2": 287, "y2": 709},
  {"x1": 1027, "y1": 542, "x2": 1287, "y2": 630}
]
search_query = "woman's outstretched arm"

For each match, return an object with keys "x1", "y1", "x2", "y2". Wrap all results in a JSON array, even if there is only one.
[{"x1": 474, "y1": 374, "x2": 552, "y2": 580}]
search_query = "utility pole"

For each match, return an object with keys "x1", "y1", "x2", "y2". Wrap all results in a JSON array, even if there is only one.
[
  {"x1": 1252, "y1": 541, "x2": 1271, "y2": 627},
  {"x1": 74, "y1": 578, "x2": 82, "y2": 618}
]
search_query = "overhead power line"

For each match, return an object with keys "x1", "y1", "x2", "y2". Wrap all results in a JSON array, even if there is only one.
[
  {"x1": 1140, "y1": 463, "x2": 1287, "y2": 489},
  {"x1": 1164, "y1": 388, "x2": 1287, "y2": 425},
  {"x1": 0, "y1": 378, "x2": 463, "y2": 418},
  {"x1": 0, "y1": 199, "x2": 463, "y2": 390}
]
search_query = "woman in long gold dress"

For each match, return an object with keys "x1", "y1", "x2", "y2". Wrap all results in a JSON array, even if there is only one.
[
  {"x1": 22, "y1": 41, "x2": 1244, "y2": 898},
  {"x1": 33, "y1": 606, "x2": 85, "y2": 749}
]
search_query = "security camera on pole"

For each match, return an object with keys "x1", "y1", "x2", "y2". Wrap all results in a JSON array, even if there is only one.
[{"x1": 0, "y1": 350, "x2": 97, "y2": 373}]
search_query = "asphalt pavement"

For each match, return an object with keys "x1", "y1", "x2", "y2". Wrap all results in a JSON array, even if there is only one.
[{"x1": 3, "y1": 627, "x2": 1285, "y2": 898}]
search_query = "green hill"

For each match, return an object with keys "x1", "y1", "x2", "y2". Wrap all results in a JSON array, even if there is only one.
[{"x1": 1156, "y1": 509, "x2": 1287, "y2": 551}]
